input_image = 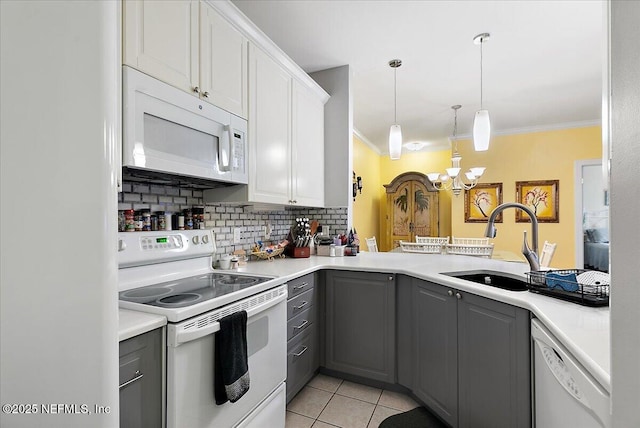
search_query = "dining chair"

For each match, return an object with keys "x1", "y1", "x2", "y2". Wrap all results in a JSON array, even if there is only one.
[
  {"x1": 539, "y1": 241, "x2": 557, "y2": 269},
  {"x1": 365, "y1": 237, "x2": 378, "y2": 252}
]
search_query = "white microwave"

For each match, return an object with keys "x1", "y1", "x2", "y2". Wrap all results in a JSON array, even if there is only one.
[{"x1": 122, "y1": 66, "x2": 247, "y2": 185}]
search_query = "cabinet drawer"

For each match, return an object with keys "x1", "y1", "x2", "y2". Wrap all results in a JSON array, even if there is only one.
[
  {"x1": 288, "y1": 273, "x2": 314, "y2": 298},
  {"x1": 287, "y1": 306, "x2": 315, "y2": 341},
  {"x1": 119, "y1": 328, "x2": 163, "y2": 428},
  {"x1": 287, "y1": 287, "x2": 315, "y2": 320},
  {"x1": 287, "y1": 325, "x2": 318, "y2": 403}
]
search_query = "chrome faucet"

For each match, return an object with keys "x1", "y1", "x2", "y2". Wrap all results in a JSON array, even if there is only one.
[{"x1": 484, "y1": 202, "x2": 540, "y2": 271}]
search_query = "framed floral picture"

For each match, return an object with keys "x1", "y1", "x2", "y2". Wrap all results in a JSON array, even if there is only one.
[
  {"x1": 516, "y1": 180, "x2": 559, "y2": 223},
  {"x1": 464, "y1": 183, "x2": 503, "y2": 223}
]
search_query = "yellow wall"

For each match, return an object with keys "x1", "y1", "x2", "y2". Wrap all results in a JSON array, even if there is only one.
[
  {"x1": 352, "y1": 135, "x2": 381, "y2": 250},
  {"x1": 451, "y1": 126, "x2": 602, "y2": 267},
  {"x1": 378, "y1": 149, "x2": 452, "y2": 251}
]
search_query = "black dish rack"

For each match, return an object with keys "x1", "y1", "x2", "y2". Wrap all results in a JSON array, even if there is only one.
[{"x1": 526, "y1": 269, "x2": 610, "y2": 307}]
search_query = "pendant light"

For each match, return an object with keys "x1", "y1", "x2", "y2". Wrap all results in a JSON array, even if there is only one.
[
  {"x1": 388, "y1": 59, "x2": 402, "y2": 160},
  {"x1": 473, "y1": 33, "x2": 491, "y2": 152}
]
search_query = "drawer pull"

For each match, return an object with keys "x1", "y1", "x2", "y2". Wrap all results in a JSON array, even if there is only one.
[
  {"x1": 119, "y1": 370, "x2": 144, "y2": 389},
  {"x1": 292, "y1": 346, "x2": 308, "y2": 358},
  {"x1": 294, "y1": 301, "x2": 308, "y2": 311},
  {"x1": 293, "y1": 282, "x2": 308, "y2": 290},
  {"x1": 293, "y1": 320, "x2": 309, "y2": 330}
]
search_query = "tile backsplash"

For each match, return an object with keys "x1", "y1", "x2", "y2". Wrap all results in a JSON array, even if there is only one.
[{"x1": 119, "y1": 181, "x2": 347, "y2": 255}]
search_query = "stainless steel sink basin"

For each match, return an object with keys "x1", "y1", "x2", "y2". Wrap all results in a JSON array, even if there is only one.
[{"x1": 442, "y1": 270, "x2": 529, "y2": 292}]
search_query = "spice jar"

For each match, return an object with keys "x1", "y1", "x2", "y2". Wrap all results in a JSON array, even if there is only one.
[
  {"x1": 193, "y1": 207, "x2": 205, "y2": 229},
  {"x1": 156, "y1": 211, "x2": 166, "y2": 231},
  {"x1": 118, "y1": 211, "x2": 126, "y2": 232},
  {"x1": 150, "y1": 215, "x2": 158, "y2": 231},
  {"x1": 124, "y1": 209, "x2": 135, "y2": 232},
  {"x1": 142, "y1": 210, "x2": 151, "y2": 231},
  {"x1": 134, "y1": 211, "x2": 143, "y2": 231},
  {"x1": 177, "y1": 214, "x2": 185, "y2": 230},
  {"x1": 183, "y1": 209, "x2": 193, "y2": 230}
]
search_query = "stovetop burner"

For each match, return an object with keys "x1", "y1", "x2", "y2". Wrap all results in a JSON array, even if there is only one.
[
  {"x1": 156, "y1": 293, "x2": 202, "y2": 307},
  {"x1": 216, "y1": 276, "x2": 260, "y2": 286},
  {"x1": 119, "y1": 272, "x2": 273, "y2": 309}
]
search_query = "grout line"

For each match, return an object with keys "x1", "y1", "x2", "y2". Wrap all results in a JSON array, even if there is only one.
[{"x1": 310, "y1": 378, "x2": 344, "y2": 427}]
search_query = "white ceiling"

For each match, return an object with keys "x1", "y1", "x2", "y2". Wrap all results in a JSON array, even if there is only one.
[{"x1": 231, "y1": 0, "x2": 603, "y2": 154}]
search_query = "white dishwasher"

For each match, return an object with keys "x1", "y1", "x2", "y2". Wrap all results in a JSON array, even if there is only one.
[{"x1": 531, "y1": 319, "x2": 611, "y2": 428}]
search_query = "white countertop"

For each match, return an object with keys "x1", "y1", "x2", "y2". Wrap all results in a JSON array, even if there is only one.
[
  {"x1": 233, "y1": 253, "x2": 611, "y2": 393},
  {"x1": 118, "y1": 252, "x2": 610, "y2": 392},
  {"x1": 119, "y1": 308, "x2": 167, "y2": 342}
]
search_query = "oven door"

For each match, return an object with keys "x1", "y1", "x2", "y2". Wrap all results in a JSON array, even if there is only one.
[
  {"x1": 122, "y1": 66, "x2": 248, "y2": 184},
  {"x1": 166, "y1": 285, "x2": 287, "y2": 428}
]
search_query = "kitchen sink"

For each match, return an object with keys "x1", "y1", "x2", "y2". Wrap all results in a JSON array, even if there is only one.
[{"x1": 441, "y1": 270, "x2": 529, "y2": 292}]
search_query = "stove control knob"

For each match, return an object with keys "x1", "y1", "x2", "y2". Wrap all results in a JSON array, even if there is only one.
[
  {"x1": 202, "y1": 234, "x2": 209, "y2": 244},
  {"x1": 118, "y1": 239, "x2": 126, "y2": 252},
  {"x1": 192, "y1": 235, "x2": 200, "y2": 245}
]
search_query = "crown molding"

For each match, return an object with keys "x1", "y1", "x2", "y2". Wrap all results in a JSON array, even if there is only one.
[
  {"x1": 455, "y1": 119, "x2": 601, "y2": 140},
  {"x1": 353, "y1": 128, "x2": 382, "y2": 155}
]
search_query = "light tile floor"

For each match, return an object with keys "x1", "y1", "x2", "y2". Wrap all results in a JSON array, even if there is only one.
[{"x1": 285, "y1": 374, "x2": 420, "y2": 428}]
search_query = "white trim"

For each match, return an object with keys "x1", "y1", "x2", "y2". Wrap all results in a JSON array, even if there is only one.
[
  {"x1": 456, "y1": 119, "x2": 601, "y2": 140},
  {"x1": 353, "y1": 128, "x2": 382, "y2": 155},
  {"x1": 206, "y1": 0, "x2": 329, "y2": 103},
  {"x1": 574, "y1": 158, "x2": 603, "y2": 268}
]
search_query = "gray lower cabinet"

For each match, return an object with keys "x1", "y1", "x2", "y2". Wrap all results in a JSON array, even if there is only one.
[
  {"x1": 286, "y1": 273, "x2": 319, "y2": 403},
  {"x1": 398, "y1": 276, "x2": 530, "y2": 428},
  {"x1": 324, "y1": 270, "x2": 396, "y2": 383},
  {"x1": 119, "y1": 327, "x2": 164, "y2": 428}
]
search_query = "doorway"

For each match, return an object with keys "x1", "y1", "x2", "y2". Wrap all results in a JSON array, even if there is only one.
[{"x1": 574, "y1": 159, "x2": 609, "y2": 270}]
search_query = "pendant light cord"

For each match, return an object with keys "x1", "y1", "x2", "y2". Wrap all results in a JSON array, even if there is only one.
[
  {"x1": 394, "y1": 66, "x2": 397, "y2": 124},
  {"x1": 480, "y1": 38, "x2": 484, "y2": 110}
]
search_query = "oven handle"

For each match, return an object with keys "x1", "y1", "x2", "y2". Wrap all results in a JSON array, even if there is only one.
[{"x1": 171, "y1": 291, "x2": 287, "y2": 346}]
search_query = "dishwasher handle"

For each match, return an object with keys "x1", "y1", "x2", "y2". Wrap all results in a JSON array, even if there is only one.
[{"x1": 168, "y1": 286, "x2": 287, "y2": 347}]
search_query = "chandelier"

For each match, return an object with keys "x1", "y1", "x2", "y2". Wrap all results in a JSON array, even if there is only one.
[{"x1": 427, "y1": 105, "x2": 486, "y2": 197}]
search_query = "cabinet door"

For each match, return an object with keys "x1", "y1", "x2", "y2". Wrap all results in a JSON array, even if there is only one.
[
  {"x1": 123, "y1": 0, "x2": 199, "y2": 94},
  {"x1": 457, "y1": 292, "x2": 531, "y2": 428},
  {"x1": 412, "y1": 181, "x2": 439, "y2": 237},
  {"x1": 412, "y1": 280, "x2": 458, "y2": 427},
  {"x1": 248, "y1": 43, "x2": 291, "y2": 204},
  {"x1": 325, "y1": 271, "x2": 395, "y2": 383},
  {"x1": 200, "y1": 3, "x2": 248, "y2": 118},
  {"x1": 119, "y1": 328, "x2": 163, "y2": 428},
  {"x1": 291, "y1": 80, "x2": 325, "y2": 207},
  {"x1": 388, "y1": 181, "x2": 413, "y2": 248}
]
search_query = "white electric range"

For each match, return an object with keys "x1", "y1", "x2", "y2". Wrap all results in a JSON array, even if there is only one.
[{"x1": 118, "y1": 230, "x2": 287, "y2": 428}]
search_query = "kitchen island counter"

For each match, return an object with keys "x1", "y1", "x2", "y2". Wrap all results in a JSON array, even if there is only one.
[{"x1": 232, "y1": 252, "x2": 611, "y2": 393}]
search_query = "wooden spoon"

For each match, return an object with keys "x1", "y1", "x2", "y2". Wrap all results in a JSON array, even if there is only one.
[{"x1": 310, "y1": 220, "x2": 319, "y2": 235}]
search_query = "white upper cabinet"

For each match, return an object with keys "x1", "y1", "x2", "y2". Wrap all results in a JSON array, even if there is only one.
[
  {"x1": 199, "y1": 2, "x2": 248, "y2": 118},
  {"x1": 123, "y1": 0, "x2": 248, "y2": 118},
  {"x1": 248, "y1": 43, "x2": 292, "y2": 204},
  {"x1": 247, "y1": 44, "x2": 326, "y2": 207},
  {"x1": 206, "y1": 43, "x2": 327, "y2": 207},
  {"x1": 123, "y1": 0, "x2": 199, "y2": 95},
  {"x1": 292, "y1": 81, "x2": 325, "y2": 207}
]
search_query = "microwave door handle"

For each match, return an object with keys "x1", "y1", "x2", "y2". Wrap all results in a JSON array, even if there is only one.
[{"x1": 219, "y1": 125, "x2": 232, "y2": 172}]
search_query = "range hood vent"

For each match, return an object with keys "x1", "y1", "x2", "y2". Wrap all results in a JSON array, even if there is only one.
[{"x1": 122, "y1": 167, "x2": 242, "y2": 190}]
